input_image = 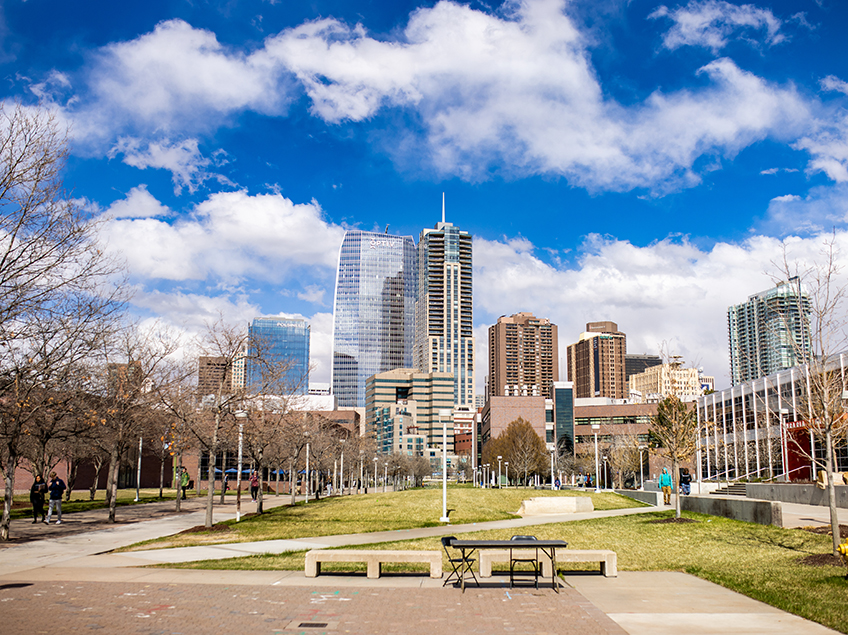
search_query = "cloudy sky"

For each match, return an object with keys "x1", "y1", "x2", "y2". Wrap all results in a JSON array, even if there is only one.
[{"x1": 5, "y1": 0, "x2": 848, "y2": 391}]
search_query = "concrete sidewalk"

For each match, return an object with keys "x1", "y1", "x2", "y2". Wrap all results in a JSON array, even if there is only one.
[{"x1": 0, "y1": 496, "x2": 842, "y2": 634}]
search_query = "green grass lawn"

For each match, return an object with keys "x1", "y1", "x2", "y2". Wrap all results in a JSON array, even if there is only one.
[
  {"x1": 9, "y1": 488, "x2": 198, "y2": 520},
  {"x1": 167, "y1": 509, "x2": 848, "y2": 634},
  {"x1": 121, "y1": 485, "x2": 642, "y2": 551}
]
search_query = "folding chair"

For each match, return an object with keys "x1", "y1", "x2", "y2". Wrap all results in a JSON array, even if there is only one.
[
  {"x1": 509, "y1": 535, "x2": 540, "y2": 589},
  {"x1": 442, "y1": 536, "x2": 477, "y2": 587}
]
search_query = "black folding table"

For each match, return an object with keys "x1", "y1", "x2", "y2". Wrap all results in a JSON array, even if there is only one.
[{"x1": 448, "y1": 539, "x2": 568, "y2": 592}]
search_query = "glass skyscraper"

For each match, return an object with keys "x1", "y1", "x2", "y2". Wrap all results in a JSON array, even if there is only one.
[
  {"x1": 331, "y1": 230, "x2": 417, "y2": 407},
  {"x1": 247, "y1": 317, "x2": 310, "y2": 394}
]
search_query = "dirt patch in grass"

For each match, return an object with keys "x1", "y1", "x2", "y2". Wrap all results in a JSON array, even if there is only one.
[
  {"x1": 799, "y1": 553, "x2": 845, "y2": 567},
  {"x1": 179, "y1": 523, "x2": 232, "y2": 534},
  {"x1": 801, "y1": 525, "x2": 848, "y2": 539},
  {"x1": 648, "y1": 517, "x2": 699, "y2": 524}
]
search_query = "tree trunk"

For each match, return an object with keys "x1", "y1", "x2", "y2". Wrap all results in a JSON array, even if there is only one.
[
  {"x1": 825, "y1": 429, "x2": 841, "y2": 555},
  {"x1": 1, "y1": 465, "x2": 17, "y2": 540},
  {"x1": 289, "y1": 459, "x2": 297, "y2": 505},
  {"x1": 673, "y1": 458, "x2": 681, "y2": 519},
  {"x1": 257, "y1": 464, "x2": 264, "y2": 514},
  {"x1": 174, "y1": 453, "x2": 182, "y2": 513},
  {"x1": 205, "y1": 411, "x2": 220, "y2": 528},
  {"x1": 275, "y1": 464, "x2": 280, "y2": 496},
  {"x1": 106, "y1": 444, "x2": 121, "y2": 522},
  {"x1": 219, "y1": 450, "x2": 227, "y2": 504},
  {"x1": 158, "y1": 455, "x2": 165, "y2": 499},
  {"x1": 195, "y1": 451, "x2": 202, "y2": 496},
  {"x1": 65, "y1": 457, "x2": 79, "y2": 501},
  {"x1": 90, "y1": 455, "x2": 104, "y2": 501}
]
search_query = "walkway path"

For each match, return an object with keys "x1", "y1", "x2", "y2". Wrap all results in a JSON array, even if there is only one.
[{"x1": 0, "y1": 493, "x2": 842, "y2": 634}]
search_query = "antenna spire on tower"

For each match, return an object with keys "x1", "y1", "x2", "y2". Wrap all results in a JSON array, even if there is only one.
[{"x1": 441, "y1": 192, "x2": 445, "y2": 223}]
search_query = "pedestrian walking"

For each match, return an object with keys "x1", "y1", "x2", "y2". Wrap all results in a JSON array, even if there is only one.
[
  {"x1": 46, "y1": 472, "x2": 66, "y2": 524},
  {"x1": 180, "y1": 467, "x2": 189, "y2": 500},
  {"x1": 249, "y1": 471, "x2": 260, "y2": 501},
  {"x1": 680, "y1": 467, "x2": 691, "y2": 496},
  {"x1": 659, "y1": 467, "x2": 673, "y2": 505},
  {"x1": 30, "y1": 475, "x2": 47, "y2": 523}
]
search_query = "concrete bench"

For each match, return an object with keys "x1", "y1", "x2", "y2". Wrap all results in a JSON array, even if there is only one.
[
  {"x1": 479, "y1": 549, "x2": 617, "y2": 578},
  {"x1": 304, "y1": 549, "x2": 443, "y2": 579}
]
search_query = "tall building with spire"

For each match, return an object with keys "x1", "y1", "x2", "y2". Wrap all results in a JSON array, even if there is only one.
[
  {"x1": 414, "y1": 196, "x2": 475, "y2": 407},
  {"x1": 331, "y1": 229, "x2": 417, "y2": 407}
]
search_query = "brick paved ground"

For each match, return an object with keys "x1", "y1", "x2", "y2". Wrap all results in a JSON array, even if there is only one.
[{"x1": 0, "y1": 580, "x2": 627, "y2": 635}]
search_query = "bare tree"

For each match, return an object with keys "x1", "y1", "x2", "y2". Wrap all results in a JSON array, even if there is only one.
[
  {"x1": 777, "y1": 236, "x2": 848, "y2": 555},
  {"x1": 482, "y1": 418, "x2": 547, "y2": 486},
  {"x1": 0, "y1": 104, "x2": 127, "y2": 539},
  {"x1": 650, "y1": 396, "x2": 701, "y2": 518}
]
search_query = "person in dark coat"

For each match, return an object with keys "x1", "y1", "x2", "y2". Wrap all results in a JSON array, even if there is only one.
[
  {"x1": 30, "y1": 475, "x2": 47, "y2": 523},
  {"x1": 46, "y1": 471, "x2": 66, "y2": 524}
]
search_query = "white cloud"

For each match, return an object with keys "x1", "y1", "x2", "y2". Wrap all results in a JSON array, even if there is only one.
[
  {"x1": 109, "y1": 137, "x2": 229, "y2": 194},
  {"x1": 760, "y1": 185, "x2": 848, "y2": 236},
  {"x1": 821, "y1": 75, "x2": 848, "y2": 96},
  {"x1": 98, "y1": 188, "x2": 345, "y2": 282},
  {"x1": 266, "y1": 0, "x2": 810, "y2": 192},
  {"x1": 473, "y1": 229, "x2": 848, "y2": 392},
  {"x1": 650, "y1": 0, "x2": 785, "y2": 52},
  {"x1": 80, "y1": 19, "x2": 290, "y2": 136},
  {"x1": 105, "y1": 185, "x2": 170, "y2": 219},
  {"x1": 794, "y1": 112, "x2": 848, "y2": 183},
  {"x1": 307, "y1": 311, "x2": 334, "y2": 384},
  {"x1": 297, "y1": 284, "x2": 326, "y2": 305}
]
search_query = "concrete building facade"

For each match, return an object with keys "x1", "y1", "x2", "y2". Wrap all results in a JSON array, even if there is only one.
[
  {"x1": 480, "y1": 396, "x2": 547, "y2": 447},
  {"x1": 488, "y1": 312, "x2": 559, "y2": 399},
  {"x1": 365, "y1": 368, "x2": 455, "y2": 455},
  {"x1": 629, "y1": 364, "x2": 715, "y2": 402},
  {"x1": 566, "y1": 321, "x2": 627, "y2": 400}
]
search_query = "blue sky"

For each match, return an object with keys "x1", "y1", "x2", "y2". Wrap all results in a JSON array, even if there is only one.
[{"x1": 5, "y1": 0, "x2": 848, "y2": 391}]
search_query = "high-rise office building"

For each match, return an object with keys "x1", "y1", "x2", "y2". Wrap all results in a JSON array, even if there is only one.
[
  {"x1": 332, "y1": 230, "x2": 417, "y2": 407},
  {"x1": 414, "y1": 205, "x2": 474, "y2": 407},
  {"x1": 727, "y1": 278, "x2": 811, "y2": 385},
  {"x1": 247, "y1": 317, "x2": 310, "y2": 394},
  {"x1": 488, "y1": 312, "x2": 558, "y2": 399},
  {"x1": 365, "y1": 368, "x2": 454, "y2": 455},
  {"x1": 624, "y1": 354, "x2": 662, "y2": 380},
  {"x1": 566, "y1": 321, "x2": 627, "y2": 399},
  {"x1": 198, "y1": 357, "x2": 231, "y2": 396}
]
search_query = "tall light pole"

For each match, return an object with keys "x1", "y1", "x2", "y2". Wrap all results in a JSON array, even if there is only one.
[
  {"x1": 384, "y1": 463, "x2": 388, "y2": 493},
  {"x1": 439, "y1": 408, "x2": 451, "y2": 523},
  {"x1": 592, "y1": 424, "x2": 601, "y2": 493},
  {"x1": 550, "y1": 450, "x2": 555, "y2": 490},
  {"x1": 602, "y1": 455, "x2": 608, "y2": 490},
  {"x1": 373, "y1": 457, "x2": 378, "y2": 490},
  {"x1": 639, "y1": 445, "x2": 647, "y2": 490},
  {"x1": 497, "y1": 455, "x2": 502, "y2": 489},
  {"x1": 235, "y1": 411, "x2": 247, "y2": 521},
  {"x1": 305, "y1": 435, "x2": 310, "y2": 504},
  {"x1": 505, "y1": 462, "x2": 509, "y2": 487},
  {"x1": 340, "y1": 439, "x2": 345, "y2": 496},
  {"x1": 134, "y1": 436, "x2": 143, "y2": 502}
]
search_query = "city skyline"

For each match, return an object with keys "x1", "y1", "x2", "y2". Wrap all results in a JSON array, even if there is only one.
[{"x1": 4, "y1": 1, "x2": 848, "y2": 393}]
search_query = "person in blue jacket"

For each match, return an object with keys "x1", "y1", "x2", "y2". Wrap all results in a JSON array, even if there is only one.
[
  {"x1": 46, "y1": 472, "x2": 66, "y2": 524},
  {"x1": 658, "y1": 467, "x2": 673, "y2": 505}
]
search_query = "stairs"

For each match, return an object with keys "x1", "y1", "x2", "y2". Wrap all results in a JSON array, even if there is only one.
[{"x1": 711, "y1": 483, "x2": 748, "y2": 497}]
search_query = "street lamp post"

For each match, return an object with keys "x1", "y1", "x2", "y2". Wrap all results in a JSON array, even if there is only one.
[
  {"x1": 340, "y1": 439, "x2": 345, "y2": 496},
  {"x1": 505, "y1": 462, "x2": 509, "y2": 487},
  {"x1": 134, "y1": 435, "x2": 142, "y2": 502},
  {"x1": 639, "y1": 445, "x2": 647, "y2": 490},
  {"x1": 592, "y1": 424, "x2": 601, "y2": 493},
  {"x1": 439, "y1": 408, "x2": 451, "y2": 523},
  {"x1": 497, "y1": 455, "x2": 502, "y2": 489},
  {"x1": 384, "y1": 463, "x2": 388, "y2": 493},
  {"x1": 235, "y1": 411, "x2": 247, "y2": 521},
  {"x1": 305, "y1": 439, "x2": 310, "y2": 503},
  {"x1": 550, "y1": 450, "x2": 555, "y2": 490},
  {"x1": 373, "y1": 457, "x2": 378, "y2": 490},
  {"x1": 602, "y1": 455, "x2": 608, "y2": 490}
]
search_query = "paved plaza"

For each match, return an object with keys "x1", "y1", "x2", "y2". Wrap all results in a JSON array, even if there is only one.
[{"x1": 0, "y1": 494, "x2": 844, "y2": 634}]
